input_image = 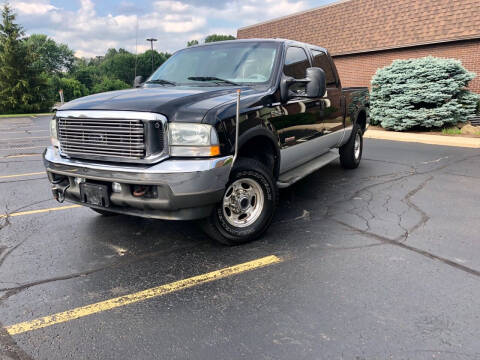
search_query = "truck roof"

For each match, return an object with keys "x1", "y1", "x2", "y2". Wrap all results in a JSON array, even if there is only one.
[{"x1": 187, "y1": 38, "x2": 330, "y2": 56}]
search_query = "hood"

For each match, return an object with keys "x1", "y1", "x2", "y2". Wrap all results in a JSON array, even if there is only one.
[{"x1": 59, "y1": 85, "x2": 259, "y2": 123}]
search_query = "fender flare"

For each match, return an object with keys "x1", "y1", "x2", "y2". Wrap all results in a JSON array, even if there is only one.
[{"x1": 236, "y1": 126, "x2": 281, "y2": 178}]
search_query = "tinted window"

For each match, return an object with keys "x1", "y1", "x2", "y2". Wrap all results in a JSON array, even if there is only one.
[
  {"x1": 284, "y1": 47, "x2": 310, "y2": 79},
  {"x1": 283, "y1": 47, "x2": 310, "y2": 94},
  {"x1": 311, "y1": 50, "x2": 336, "y2": 86}
]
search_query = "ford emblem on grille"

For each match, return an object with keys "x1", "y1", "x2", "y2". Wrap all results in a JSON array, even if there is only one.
[{"x1": 88, "y1": 133, "x2": 105, "y2": 143}]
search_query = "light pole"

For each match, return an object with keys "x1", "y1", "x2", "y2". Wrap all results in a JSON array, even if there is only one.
[{"x1": 146, "y1": 38, "x2": 158, "y2": 74}]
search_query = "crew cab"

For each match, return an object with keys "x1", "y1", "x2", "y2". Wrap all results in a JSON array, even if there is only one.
[{"x1": 44, "y1": 39, "x2": 369, "y2": 245}]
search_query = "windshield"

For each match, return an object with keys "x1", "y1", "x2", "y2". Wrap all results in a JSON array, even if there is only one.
[{"x1": 148, "y1": 42, "x2": 279, "y2": 86}]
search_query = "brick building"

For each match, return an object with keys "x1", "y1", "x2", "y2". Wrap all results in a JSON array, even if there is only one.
[{"x1": 237, "y1": 0, "x2": 480, "y2": 93}]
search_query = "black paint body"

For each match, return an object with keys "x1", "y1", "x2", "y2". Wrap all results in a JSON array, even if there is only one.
[{"x1": 60, "y1": 39, "x2": 369, "y2": 176}]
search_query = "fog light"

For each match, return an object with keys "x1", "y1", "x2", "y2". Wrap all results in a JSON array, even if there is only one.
[
  {"x1": 112, "y1": 182, "x2": 122, "y2": 193},
  {"x1": 74, "y1": 177, "x2": 86, "y2": 185}
]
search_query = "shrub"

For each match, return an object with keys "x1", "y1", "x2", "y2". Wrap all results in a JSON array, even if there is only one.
[{"x1": 370, "y1": 56, "x2": 479, "y2": 131}]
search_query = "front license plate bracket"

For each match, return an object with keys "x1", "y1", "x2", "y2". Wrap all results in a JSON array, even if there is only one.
[{"x1": 80, "y1": 183, "x2": 110, "y2": 207}]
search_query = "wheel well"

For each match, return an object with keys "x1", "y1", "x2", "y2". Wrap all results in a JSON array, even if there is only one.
[
  {"x1": 238, "y1": 136, "x2": 279, "y2": 179},
  {"x1": 357, "y1": 110, "x2": 367, "y2": 133}
]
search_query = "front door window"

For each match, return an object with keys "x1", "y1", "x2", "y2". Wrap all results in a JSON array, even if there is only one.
[{"x1": 283, "y1": 47, "x2": 310, "y2": 95}]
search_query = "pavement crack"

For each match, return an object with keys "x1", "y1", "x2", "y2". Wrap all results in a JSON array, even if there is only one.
[
  {"x1": 363, "y1": 157, "x2": 412, "y2": 166},
  {"x1": 323, "y1": 242, "x2": 385, "y2": 252},
  {"x1": 332, "y1": 219, "x2": 480, "y2": 278},
  {"x1": 420, "y1": 156, "x2": 449, "y2": 165},
  {"x1": 0, "y1": 198, "x2": 53, "y2": 233},
  {"x1": 444, "y1": 172, "x2": 480, "y2": 180},
  {"x1": 0, "y1": 234, "x2": 33, "y2": 270},
  {"x1": 0, "y1": 241, "x2": 205, "y2": 301},
  {"x1": 0, "y1": 213, "x2": 11, "y2": 231},
  {"x1": 0, "y1": 321, "x2": 34, "y2": 360},
  {"x1": 401, "y1": 175, "x2": 433, "y2": 241}
]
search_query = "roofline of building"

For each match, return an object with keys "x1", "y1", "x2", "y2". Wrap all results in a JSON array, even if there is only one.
[
  {"x1": 331, "y1": 35, "x2": 480, "y2": 57},
  {"x1": 237, "y1": 0, "x2": 353, "y2": 31}
]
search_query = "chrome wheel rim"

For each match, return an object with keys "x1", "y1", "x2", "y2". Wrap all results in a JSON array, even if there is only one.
[
  {"x1": 222, "y1": 178, "x2": 264, "y2": 228},
  {"x1": 354, "y1": 132, "x2": 361, "y2": 160}
]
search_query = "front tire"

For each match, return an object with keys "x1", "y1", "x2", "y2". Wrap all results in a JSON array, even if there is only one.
[
  {"x1": 201, "y1": 158, "x2": 277, "y2": 245},
  {"x1": 340, "y1": 123, "x2": 363, "y2": 169}
]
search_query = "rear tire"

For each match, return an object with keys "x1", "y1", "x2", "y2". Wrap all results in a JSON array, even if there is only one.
[
  {"x1": 201, "y1": 158, "x2": 277, "y2": 245},
  {"x1": 340, "y1": 123, "x2": 363, "y2": 169}
]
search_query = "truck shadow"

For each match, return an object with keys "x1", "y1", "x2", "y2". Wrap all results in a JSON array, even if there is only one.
[{"x1": 83, "y1": 161, "x2": 347, "y2": 258}]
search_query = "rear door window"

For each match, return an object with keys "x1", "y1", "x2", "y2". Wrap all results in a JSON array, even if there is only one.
[{"x1": 311, "y1": 50, "x2": 337, "y2": 86}]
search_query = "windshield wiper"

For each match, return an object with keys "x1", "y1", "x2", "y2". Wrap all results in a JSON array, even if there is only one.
[
  {"x1": 187, "y1": 76, "x2": 239, "y2": 86},
  {"x1": 145, "y1": 79, "x2": 176, "y2": 86}
]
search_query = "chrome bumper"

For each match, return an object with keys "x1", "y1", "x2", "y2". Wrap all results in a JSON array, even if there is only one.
[{"x1": 43, "y1": 147, "x2": 232, "y2": 220}]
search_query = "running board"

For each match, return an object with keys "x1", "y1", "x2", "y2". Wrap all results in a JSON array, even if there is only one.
[{"x1": 277, "y1": 150, "x2": 339, "y2": 188}]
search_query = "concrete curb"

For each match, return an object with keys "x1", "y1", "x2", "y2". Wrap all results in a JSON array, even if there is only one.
[{"x1": 364, "y1": 129, "x2": 480, "y2": 148}]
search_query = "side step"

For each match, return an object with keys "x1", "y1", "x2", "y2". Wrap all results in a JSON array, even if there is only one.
[{"x1": 277, "y1": 150, "x2": 339, "y2": 188}]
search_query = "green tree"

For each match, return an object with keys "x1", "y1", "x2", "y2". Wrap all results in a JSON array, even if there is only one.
[
  {"x1": 204, "y1": 34, "x2": 235, "y2": 43},
  {"x1": 98, "y1": 48, "x2": 136, "y2": 85},
  {"x1": 136, "y1": 50, "x2": 171, "y2": 79},
  {"x1": 187, "y1": 39, "x2": 199, "y2": 47},
  {"x1": 370, "y1": 56, "x2": 479, "y2": 131},
  {"x1": 26, "y1": 34, "x2": 74, "y2": 74},
  {"x1": 91, "y1": 77, "x2": 130, "y2": 94},
  {"x1": 0, "y1": 3, "x2": 50, "y2": 113},
  {"x1": 70, "y1": 58, "x2": 99, "y2": 91},
  {"x1": 48, "y1": 76, "x2": 89, "y2": 102}
]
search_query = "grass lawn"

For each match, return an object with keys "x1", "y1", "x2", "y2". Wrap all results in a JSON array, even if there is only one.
[
  {"x1": 441, "y1": 127, "x2": 462, "y2": 135},
  {"x1": 0, "y1": 113, "x2": 53, "y2": 118}
]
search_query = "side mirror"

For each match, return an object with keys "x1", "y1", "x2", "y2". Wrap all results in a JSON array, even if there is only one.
[
  {"x1": 133, "y1": 76, "x2": 144, "y2": 88},
  {"x1": 280, "y1": 67, "x2": 326, "y2": 103},
  {"x1": 305, "y1": 67, "x2": 326, "y2": 98}
]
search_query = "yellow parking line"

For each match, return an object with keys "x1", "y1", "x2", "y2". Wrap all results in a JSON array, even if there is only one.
[
  {"x1": 0, "y1": 136, "x2": 49, "y2": 141},
  {"x1": 0, "y1": 146, "x2": 46, "y2": 151},
  {"x1": 0, "y1": 205, "x2": 81, "y2": 219},
  {"x1": 0, "y1": 171, "x2": 45, "y2": 179},
  {"x1": 2, "y1": 154, "x2": 41, "y2": 159},
  {"x1": 5, "y1": 255, "x2": 282, "y2": 335}
]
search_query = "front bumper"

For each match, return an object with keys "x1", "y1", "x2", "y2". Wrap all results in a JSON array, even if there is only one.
[{"x1": 43, "y1": 147, "x2": 232, "y2": 220}]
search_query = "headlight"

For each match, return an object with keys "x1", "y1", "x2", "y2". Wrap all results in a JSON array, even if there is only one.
[
  {"x1": 50, "y1": 117, "x2": 59, "y2": 147},
  {"x1": 169, "y1": 123, "x2": 220, "y2": 157}
]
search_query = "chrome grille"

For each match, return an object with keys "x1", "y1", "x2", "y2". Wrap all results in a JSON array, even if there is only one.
[{"x1": 58, "y1": 117, "x2": 146, "y2": 160}]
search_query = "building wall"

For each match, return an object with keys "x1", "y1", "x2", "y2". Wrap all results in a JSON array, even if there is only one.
[
  {"x1": 237, "y1": 0, "x2": 480, "y2": 93},
  {"x1": 237, "y1": 0, "x2": 480, "y2": 57},
  {"x1": 333, "y1": 40, "x2": 480, "y2": 93}
]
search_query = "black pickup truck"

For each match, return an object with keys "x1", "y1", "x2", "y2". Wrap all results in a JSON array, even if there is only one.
[{"x1": 44, "y1": 39, "x2": 369, "y2": 245}]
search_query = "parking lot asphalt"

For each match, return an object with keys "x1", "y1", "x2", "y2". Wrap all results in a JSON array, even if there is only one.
[{"x1": 0, "y1": 115, "x2": 479, "y2": 359}]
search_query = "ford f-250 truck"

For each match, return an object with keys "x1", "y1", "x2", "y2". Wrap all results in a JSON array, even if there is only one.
[{"x1": 44, "y1": 39, "x2": 369, "y2": 245}]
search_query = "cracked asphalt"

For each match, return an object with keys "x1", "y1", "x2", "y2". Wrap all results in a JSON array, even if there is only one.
[{"x1": 0, "y1": 116, "x2": 480, "y2": 359}]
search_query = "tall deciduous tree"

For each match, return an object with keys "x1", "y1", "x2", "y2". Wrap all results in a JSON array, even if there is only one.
[
  {"x1": 26, "y1": 34, "x2": 74, "y2": 74},
  {"x1": 0, "y1": 3, "x2": 49, "y2": 113},
  {"x1": 136, "y1": 50, "x2": 170, "y2": 79},
  {"x1": 99, "y1": 48, "x2": 136, "y2": 85}
]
